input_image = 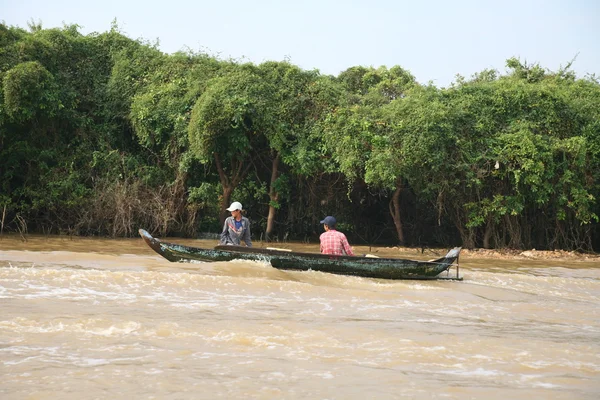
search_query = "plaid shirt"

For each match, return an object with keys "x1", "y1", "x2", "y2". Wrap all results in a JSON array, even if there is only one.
[{"x1": 319, "y1": 230, "x2": 354, "y2": 256}]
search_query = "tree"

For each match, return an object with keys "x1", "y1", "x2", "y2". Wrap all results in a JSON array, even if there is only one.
[
  {"x1": 188, "y1": 64, "x2": 273, "y2": 223},
  {"x1": 322, "y1": 66, "x2": 417, "y2": 244},
  {"x1": 441, "y1": 61, "x2": 600, "y2": 249},
  {"x1": 129, "y1": 52, "x2": 227, "y2": 235},
  {"x1": 255, "y1": 62, "x2": 340, "y2": 240}
]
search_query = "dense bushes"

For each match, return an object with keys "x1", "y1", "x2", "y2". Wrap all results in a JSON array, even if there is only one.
[{"x1": 1, "y1": 23, "x2": 599, "y2": 250}]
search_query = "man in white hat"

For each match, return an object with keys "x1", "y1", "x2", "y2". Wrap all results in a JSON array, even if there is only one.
[{"x1": 220, "y1": 201, "x2": 252, "y2": 247}]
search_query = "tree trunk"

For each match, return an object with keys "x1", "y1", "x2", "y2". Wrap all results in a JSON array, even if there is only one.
[
  {"x1": 389, "y1": 178, "x2": 405, "y2": 245},
  {"x1": 214, "y1": 152, "x2": 250, "y2": 224},
  {"x1": 483, "y1": 217, "x2": 493, "y2": 249},
  {"x1": 265, "y1": 154, "x2": 280, "y2": 242},
  {"x1": 219, "y1": 186, "x2": 233, "y2": 224}
]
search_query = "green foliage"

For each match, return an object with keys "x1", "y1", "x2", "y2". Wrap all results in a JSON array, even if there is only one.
[
  {"x1": 381, "y1": 85, "x2": 453, "y2": 191},
  {"x1": 188, "y1": 182, "x2": 220, "y2": 207},
  {"x1": 271, "y1": 174, "x2": 290, "y2": 201},
  {"x1": 506, "y1": 57, "x2": 547, "y2": 83},
  {"x1": 322, "y1": 65, "x2": 419, "y2": 193},
  {"x1": 338, "y1": 65, "x2": 416, "y2": 105},
  {"x1": 441, "y1": 66, "x2": 600, "y2": 248},
  {"x1": 322, "y1": 104, "x2": 380, "y2": 180},
  {"x1": 130, "y1": 52, "x2": 226, "y2": 171},
  {"x1": 188, "y1": 64, "x2": 270, "y2": 162},
  {"x1": 107, "y1": 42, "x2": 163, "y2": 109},
  {"x1": 3, "y1": 61, "x2": 61, "y2": 121},
  {"x1": 1, "y1": 21, "x2": 599, "y2": 250}
]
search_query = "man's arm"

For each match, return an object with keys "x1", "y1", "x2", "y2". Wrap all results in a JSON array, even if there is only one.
[
  {"x1": 341, "y1": 234, "x2": 354, "y2": 256},
  {"x1": 242, "y1": 218, "x2": 252, "y2": 247},
  {"x1": 219, "y1": 218, "x2": 230, "y2": 244}
]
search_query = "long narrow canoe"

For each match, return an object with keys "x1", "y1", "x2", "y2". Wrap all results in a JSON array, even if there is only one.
[{"x1": 139, "y1": 229, "x2": 462, "y2": 280}]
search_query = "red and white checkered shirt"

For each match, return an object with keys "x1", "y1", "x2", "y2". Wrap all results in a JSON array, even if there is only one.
[{"x1": 320, "y1": 230, "x2": 354, "y2": 256}]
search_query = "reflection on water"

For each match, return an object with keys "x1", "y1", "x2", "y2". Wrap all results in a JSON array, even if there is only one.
[{"x1": 1, "y1": 235, "x2": 599, "y2": 399}]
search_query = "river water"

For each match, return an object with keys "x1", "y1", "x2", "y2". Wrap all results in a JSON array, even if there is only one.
[{"x1": 1, "y1": 235, "x2": 599, "y2": 399}]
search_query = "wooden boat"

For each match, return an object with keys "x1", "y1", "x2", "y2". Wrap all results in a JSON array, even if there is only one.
[{"x1": 139, "y1": 229, "x2": 462, "y2": 280}]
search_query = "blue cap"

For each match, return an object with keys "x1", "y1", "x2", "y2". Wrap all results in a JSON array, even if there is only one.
[{"x1": 320, "y1": 216, "x2": 336, "y2": 227}]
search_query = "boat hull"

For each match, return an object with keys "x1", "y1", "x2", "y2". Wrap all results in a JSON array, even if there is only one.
[{"x1": 139, "y1": 229, "x2": 461, "y2": 280}]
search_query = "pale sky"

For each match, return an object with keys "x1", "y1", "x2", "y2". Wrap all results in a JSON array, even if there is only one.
[{"x1": 2, "y1": 0, "x2": 599, "y2": 87}]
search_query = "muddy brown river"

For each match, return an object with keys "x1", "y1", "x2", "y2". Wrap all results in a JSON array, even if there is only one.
[{"x1": 1, "y1": 235, "x2": 599, "y2": 399}]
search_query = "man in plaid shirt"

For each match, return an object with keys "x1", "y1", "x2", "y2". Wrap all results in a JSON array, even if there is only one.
[{"x1": 319, "y1": 216, "x2": 354, "y2": 256}]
